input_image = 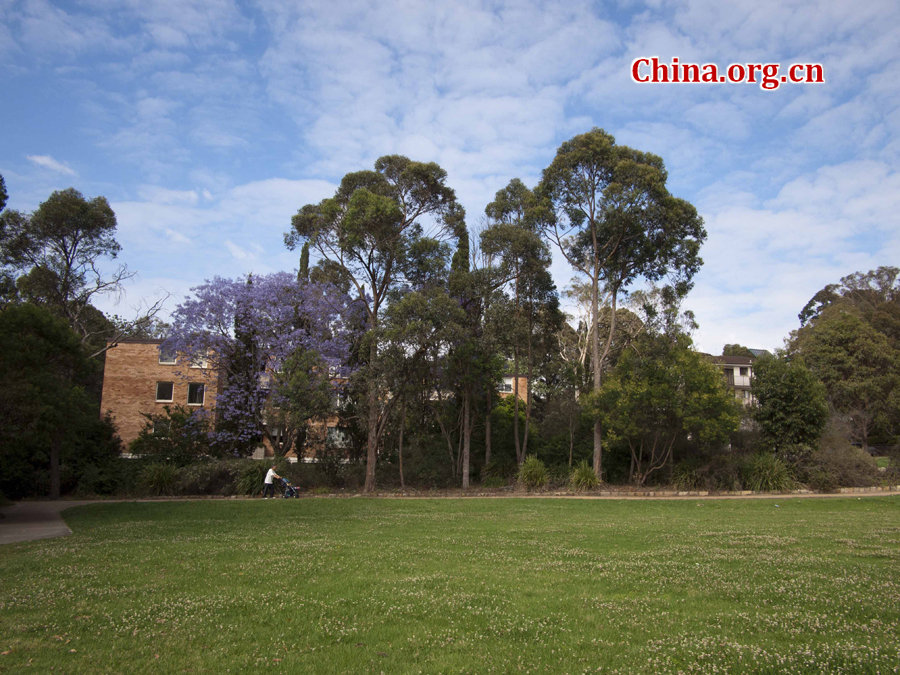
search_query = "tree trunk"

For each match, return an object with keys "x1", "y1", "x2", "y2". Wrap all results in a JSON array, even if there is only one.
[
  {"x1": 398, "y1": 398, "x2": 405, "y2": 489},
  {"x1": 591, "y1": 267, "x2": 602, "y2": 477},
  {"x1": 462, "y1": 394, "x2": 471, "y2": 489},
  {"x1": 484, "y1": 386, "x2": 492, "y2": 465},
  {"x1": 50, "y1": 431, "x2": 62, "y2": 500},
  {"x1": 364, "y1": 335, "x2": 379, "y2": 492},
  {"x1": 513, "y1": 347, "x2": 522, "y2": 463},
  {"x1": 522, "y1": 311, "x2": 534, "y2": 457},
  {"x1": 568, "y1": 415, "x2": 575, "y2": 467}
]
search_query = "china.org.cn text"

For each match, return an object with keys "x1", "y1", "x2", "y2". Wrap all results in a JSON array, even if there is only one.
[{"x1": 631, "y1": 57, "x2": 825, "y2": 90}]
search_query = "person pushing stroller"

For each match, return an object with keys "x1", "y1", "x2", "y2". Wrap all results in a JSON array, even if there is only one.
[{"x1": 263, "y1": 465, "x2": 280, "y2": 499}]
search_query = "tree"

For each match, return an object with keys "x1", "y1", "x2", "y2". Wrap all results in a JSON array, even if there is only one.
[
  {"x1": 751, "y1": 353, "x2": 828, "y2": 450},
  {"x1": 0, "y1": 304, "x2": 119, "y2": 499},
  {"x1": 791, "y1": 310, "x2": 899, "y2": 449},
  {"x1": 723, "y1": 344, "x2": 755, "y2": 358},
  {"x1": 539, "y1": 128, "x2": 706, "y2": 478},
  {"x1": 591, "y1": 334, "x2": 739, "y2": 486},
  {"x1": 482, "y1": 178, "x2": 560, "y2": 464},
  {"x1": 164, "y1": 273, "x2": 355, "y2": 457},
  {"x1": 286, "y1": 155, "x2": 460, "y2": 491},
  {"x1": 0, "y1": 188, "x2": 164, "y2": 354}
]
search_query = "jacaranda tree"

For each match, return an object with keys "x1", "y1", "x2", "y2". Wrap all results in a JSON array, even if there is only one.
[{"x1": 164, "y1": 273, "x2": 356, "y2": 457}]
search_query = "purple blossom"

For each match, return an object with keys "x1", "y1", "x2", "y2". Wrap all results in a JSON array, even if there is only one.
[{"x1": 163, "y1": 273, "x2": 359, "y2": 453}]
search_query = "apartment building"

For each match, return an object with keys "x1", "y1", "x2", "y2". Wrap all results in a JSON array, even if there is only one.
[{"x1": 709, "y1": 355, "x2": 755, "y2": 405}]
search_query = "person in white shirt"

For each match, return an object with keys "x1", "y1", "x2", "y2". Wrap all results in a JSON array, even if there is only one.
[{"x1": 263, "y1": 465, "x2": 281, "y2": 499}]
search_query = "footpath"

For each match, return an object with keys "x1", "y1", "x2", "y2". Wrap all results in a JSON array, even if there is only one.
[{"x1": 1, "y1": 488, "x2": 898, "y2": 545}]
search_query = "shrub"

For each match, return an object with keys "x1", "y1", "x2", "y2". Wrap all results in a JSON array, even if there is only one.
[
  {"x1": 806, "y1": 466, "x2": 839, "y2": 493},
  {"x1": 482, "y1": 459, "x2": 517, "y2": 480},
  {"x1": 570, "y1": 460, "x2": 599, "y2": 491},
  {"x1": 807, "y1": 436, "x2": 878, "y2": 488},
  {"x1": 481, "y1": 476, "x2": 508, "y2": 488},
  {"x1": 672, "y1": 458, "x2": 706, "y2": 491},
  {"x1": 235, "y1": 462, "x2": 267, "y2": 495},
  {"x1": 309, "y1": 486, "x2": 330, "y2": 495},
  {"x1": 517, "y1": 455, "x2": 548, "y2": 489},
  {"x1": 138, "y1": 463, "x2": 181, "y2": 496},
  {"x1": 742, "y1": 454, "x2": 795, "y2": 492},
  {"x1": 176, "y1": 460, "x2": 244, "y2": 496},
  {"x1": 129, "y1": 405, "x2": 215, "y2": 466},
  {"x1": 672, "y1": 455, "x2": 743, "y2": 492},
  {"x1": 546, "y1": 464, "x2": 571, "y2": 489}
]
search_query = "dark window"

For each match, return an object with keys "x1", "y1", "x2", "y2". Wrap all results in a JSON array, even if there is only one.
[
  {"x1": 739, "y1": 367, "x2": 749, "y2": 377},
  {"x1": 188, "y1": 383, "x2": 205, "y2": 405},
  {"x1": 156, "y1": 381, "x2": 174, "y2": 402},
  {"x1": 158, "y1": 346, "x2": 176, "y2": 364}
]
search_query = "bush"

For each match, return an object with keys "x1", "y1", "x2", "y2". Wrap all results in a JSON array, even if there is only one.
[
  {"x1": 742, "y1": 454, "x2": 795, "y2": 492},
  {"x1": 138, "y1": 463, "x2": 181, "y2": 496},
  {"x1": 517, "y1": 455, "x2": 548, "y2": 489},
  {"x1": 570, "y1": 460, "x2": 599, "y2": 491},
  {"x1": 482, "y1": 459, "x2": 517, "y2": 481},
  {"x1": 806, "y1": 434, "x2": 878, "y2": 489},
  {"x1": 129, "y1": 405, "x2": 215, "y2": 466},
  {"x1": 672, "y1": 455, "x2": 743, "y2": 492},
  {"x1": 480, "y1": 476, "x2": 508, "y2": 488},
  {"x1": 546, "y1": 464, "x2": 571, "y2": 489},
  {"x1": 176, "y1": 460, "x2": 244, "y2": 496},
  {"x1": 235, "y1": 462, "x2": 268, "y2": 495}
]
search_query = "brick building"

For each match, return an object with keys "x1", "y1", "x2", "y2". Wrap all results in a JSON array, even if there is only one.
[{"x1": 100, "y1": 339, "x2": 223, "y2": 447}]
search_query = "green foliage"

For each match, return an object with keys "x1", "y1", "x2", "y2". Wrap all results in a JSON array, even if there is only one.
[
  {"x1": 723, "y1": 344, "x2": 756, "y2": 358},
  {"x1": 752, "y1": 356, "x2": 828, "y2": 450},
  {"x1": 128, "y1": 405, "x2": 215, "y2": 466},
  {"x1": 517, "y1": 455, "x2": 548, "y2": 489},
  {"x1": 671, "y1": 455, "x2": 743, "y2": 492},
  {"x1": 570, "y1": 460, "x2": 599, "y2": 491},
  {"x1": 235, "y1": 462, "x2": 268, "y2": 496},
  {"x1": 138, "y1": 462, "x2": 181, "y2": 496},
  {"x1": 742, "y1": 454, "x2": 796, "y2": 492},
  {"x1": 0, "y1": 303, "x2": 115, "y2": 499},
  {"x1": 176, "y1": 460, "x2": 245, "y2": 496},
  {"x1": 792, "y1": 309, "x2": 900, "y2": 447},
  {"x1": 591, "y1": 333, "x2": 740, "y2": 485},
  {"x1": 481, "y1": 459, "x2": 517, "y2": 480},
  {"x1": 480, "y1": 476, "x2": 508, "y2": 488},
  {"x1": 801, "y1": 425, "x2": 879, "y2": 489}
]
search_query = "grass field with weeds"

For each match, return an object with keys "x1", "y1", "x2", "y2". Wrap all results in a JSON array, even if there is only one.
[{"x1": 1, "y1": 497, "x2": 899, "y2": 674}]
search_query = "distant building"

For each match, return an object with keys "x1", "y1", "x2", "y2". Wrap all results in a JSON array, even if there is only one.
[
  {"x1": 100, "y1": 339, "x2": 223, "y2": 448},
  {"x1": 709, "y1": 355, "x2": 755, "y2": 405}
]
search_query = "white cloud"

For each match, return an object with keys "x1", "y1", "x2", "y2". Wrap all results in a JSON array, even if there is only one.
[{"x1": 25, "y1": 154, "x2": 77, "y2": 176}]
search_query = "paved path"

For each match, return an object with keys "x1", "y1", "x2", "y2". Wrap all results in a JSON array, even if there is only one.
[{"x1": 0, "y1": 501, "x2": 103, "y2": 545}]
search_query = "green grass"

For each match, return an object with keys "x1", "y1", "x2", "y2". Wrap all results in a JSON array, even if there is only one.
[
  {"x1": 1, "y1": 497, "x2": 899, "y2": 674},
  {"x1": 876, "y1": 456, "x2": 890, "y2": 469}
]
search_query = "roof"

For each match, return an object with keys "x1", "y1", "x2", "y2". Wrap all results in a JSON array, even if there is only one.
[{"x1": 709, "y1": 355, "x2": 754, "y2": 366}]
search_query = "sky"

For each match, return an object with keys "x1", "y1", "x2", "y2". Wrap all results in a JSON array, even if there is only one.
[{"x1": 2, "y1": 0, "x2": 899, "y2": 354}]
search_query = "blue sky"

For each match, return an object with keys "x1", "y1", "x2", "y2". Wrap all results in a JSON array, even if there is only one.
[{"x1": 2, "y1": 0, "x2": 899, "y2": 354}]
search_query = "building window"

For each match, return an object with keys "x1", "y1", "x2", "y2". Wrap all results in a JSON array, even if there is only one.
[
  {"x1": 190, "y1": 352, "x2": 209, "y2": 369},
  {"x1": 156, "y1": 381, "x2": 174, "y2": 402},
  {"x1": 499, "y1": 379, "x2": 513, "y2": 393},
  {"x1": 739, "y1": 367, "x2": 749, "y2": 377},
  {"x1": 187, "y1": 383, "x2": 205, "y2": 405},
  {"x1": 158, "y1": 346, "x2": 176, "y2": 365}
]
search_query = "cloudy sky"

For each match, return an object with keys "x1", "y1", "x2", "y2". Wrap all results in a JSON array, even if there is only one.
[{"x1": 2, "y1": 0, "x2": 899, "y2": 354}]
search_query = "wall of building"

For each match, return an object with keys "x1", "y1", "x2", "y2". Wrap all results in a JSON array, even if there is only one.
[{"x1": 100, "y1": 340, "x2": 222, "y2": 447}]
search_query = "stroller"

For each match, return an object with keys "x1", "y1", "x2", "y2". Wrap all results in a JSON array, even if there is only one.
[{"x1": 281, "y1": 477, "x2": 300, "y2": 499}]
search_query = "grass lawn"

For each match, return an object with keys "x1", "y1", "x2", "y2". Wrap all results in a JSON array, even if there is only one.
[{"x1": 1, "y1": 497, "x2": 899, "y2": 674}]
